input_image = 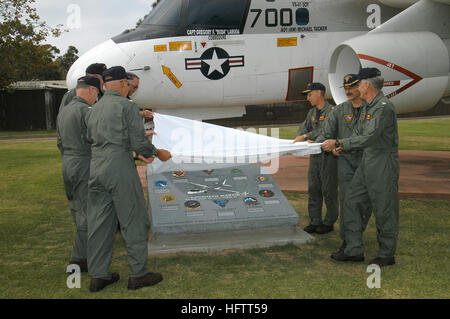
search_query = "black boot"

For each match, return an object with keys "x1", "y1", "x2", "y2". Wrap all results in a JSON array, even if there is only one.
[
  {"x1": 90, "y1": 272, "x2": 120, "y2": 292},
  {"x1": 315, "y1": 224, "x2": 334, "y2": 234},
  {"x1": 368, "y1": 256, "x2": 395, "y2": 267},
  {"x1": 128, "y1": 272, "x2": 163, "y2": 290},
  {"x1": 303, "y1": 224, "x2": 319, "y2": 234},
  {"x1": 331, "y1": 251, "x2": 364, "y2": 262}
]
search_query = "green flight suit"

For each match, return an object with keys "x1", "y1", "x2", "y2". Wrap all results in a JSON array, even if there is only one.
[
  {"x1": 341, "y1": 92, "x2": 399, "y2": 258},
  {"x1": 297, "y1": 102, "x2": 339, "y2": 227},
  {"x1": 60, "y1": 88, "x2": 103, "y2": 115},
  {"x1": 56, "y1": 96, "x2": 92, "y2": 263},
  {"x1": 85, "y1": 90, "x2": 157, "y2": 279},
  {"x1": 316, "y1": 101, "x2": 372, "y2": 241},
  {"x1": 59, "y1": 88, "x2": 76, "y2": 115}
]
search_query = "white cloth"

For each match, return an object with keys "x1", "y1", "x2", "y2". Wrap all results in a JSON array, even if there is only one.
[{"x1": 148, "y1": 113, "x2": 322, "y2": 174}]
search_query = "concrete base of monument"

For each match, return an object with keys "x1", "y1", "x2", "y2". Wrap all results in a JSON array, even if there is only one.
[
  {"x1": 146, "y1": 164, "x2": 314, "y2": 254},
  {"x1": 148, "y1": 225, "x2": 315, "y2": 255}
]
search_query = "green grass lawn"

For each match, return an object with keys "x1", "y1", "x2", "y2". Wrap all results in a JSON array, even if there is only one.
[
  {"x1": 0, "y1": 134, "x2": 449, "y2": 298},
  {"x1": 277, "y1": 117, "x2": 450, "y2": 151},
  {"x1": 0, "y1": 130, "x2": 56, "y2": 137},
  {"x1": 2, "y1": 118, "x2": 449, "y2": 150}
]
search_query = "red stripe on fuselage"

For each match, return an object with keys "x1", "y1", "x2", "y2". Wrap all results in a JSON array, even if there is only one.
[{"x1": 358, "y1": 54, "x2": 422, "y2": 99}]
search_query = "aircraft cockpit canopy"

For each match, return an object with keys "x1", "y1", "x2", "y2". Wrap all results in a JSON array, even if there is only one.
[
  {"x1": 112, "y1": 0, "x2": 250, "y2": 44},
  {"x1": 143, "y1": 0, "x2": 183, "y2": 26}
]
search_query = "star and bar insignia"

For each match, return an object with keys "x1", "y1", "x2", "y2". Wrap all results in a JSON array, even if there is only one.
[{"x1": 185, "y1": 47, "x2": 244, "y2": 80}]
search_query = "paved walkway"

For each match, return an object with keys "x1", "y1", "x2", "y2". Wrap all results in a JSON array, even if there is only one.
[
  {"x1": 270, "y1": 151, "x2": 450, "y2": 199},
  {"x1": 138, "y1": 150, "x2": 450, "y2": 199}
]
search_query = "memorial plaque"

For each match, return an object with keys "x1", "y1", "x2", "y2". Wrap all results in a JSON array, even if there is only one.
[{"x1": 147, "y1": 164, "x2": 300, "y2": 236}]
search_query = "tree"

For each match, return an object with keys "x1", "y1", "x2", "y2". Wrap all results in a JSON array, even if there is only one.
[
  {"x1": 152, "y1": 0, "x2": 162, "y2": 9},
  {"x1": 18, "y1": 44, "x2": 62, "y2": 80},
  {"x1": 136, "y1": 0, "x2": 162, "y2": 28},
  {"x1": 56, "y1": 45, "x2": 79, "y2": 79},
  {"x1": 0, "y1": 0, "x2": 63, "y2": 88}
]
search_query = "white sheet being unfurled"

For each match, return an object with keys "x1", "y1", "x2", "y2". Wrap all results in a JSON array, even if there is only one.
[{"x1": 147, "y1": 113, "x2": 322, "y2": 174}]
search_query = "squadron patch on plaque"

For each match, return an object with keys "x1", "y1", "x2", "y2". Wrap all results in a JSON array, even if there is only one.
[
  {"x1": 203, "y1": 170, "x2": 214, "y2": 175},
  {"x1": 256, "y1": 176, "x2": 267, "y2": 182},
  {"x1": 232, "y1": 169, "x2": 243, "y2": 174},
  {"x1": 213, "y1": 199, "x2": 229, "y2": 208},
  {"x1": 184, "y1": 200, "x2": 202, "y2": 210},
  {"x1": 244, "y1": 197, "x2": 258, "y2": 205},
  {"x1": 154, "y1": 180, "x2": 168, "y2": 189},
  {"x1": 172, "y1": 170, "x2": 186, "y2": 178},
  {"x1": 259, "y1": 190, "x2": 275, "y2": 198},
  {"x1": 160, "y1": 194, "x2": 177, "y2": 204}
]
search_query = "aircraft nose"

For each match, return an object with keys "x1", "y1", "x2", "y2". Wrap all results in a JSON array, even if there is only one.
[{"x1": 66, "y1": 39, "x2": 135, "y2": 89}]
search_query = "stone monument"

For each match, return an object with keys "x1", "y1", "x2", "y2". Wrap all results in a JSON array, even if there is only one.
[{"x1": 147, "y1": 164, "x2": 314, "y2": 254}]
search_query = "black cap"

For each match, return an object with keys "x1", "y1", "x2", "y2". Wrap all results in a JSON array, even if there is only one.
[
  {"x1": 85, "y1": 63, "x2": 107, "y2": 75},
  {"x1": 341, "y1": 74, "x2": 360, "y2": 88},
  {"x1": 358, "y1": 67, "x2": 381, "y2": 80},
  {"x1": 77, "y1": 76, "x2": 101, "y2": 91},
  {"x1": 302, "y1": 82, "x2": 326, "y2": 95},
  {"x1": 103, "y1": 66, "x2": 127, "y2": 82}
]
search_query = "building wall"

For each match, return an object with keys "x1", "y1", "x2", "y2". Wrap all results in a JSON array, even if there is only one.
[{"x1": 0, "y1": 88, "x2": 67, "y2": 131}]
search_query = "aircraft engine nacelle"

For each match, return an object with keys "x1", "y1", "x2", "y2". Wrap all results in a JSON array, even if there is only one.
[{"x1": 328, "y1": 32, "x2": 449, "y2": 114}]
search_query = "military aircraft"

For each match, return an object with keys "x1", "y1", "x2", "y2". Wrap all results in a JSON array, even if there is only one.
[{"x1": 67, "y1": 0, "x2": 450, "y2": 120}]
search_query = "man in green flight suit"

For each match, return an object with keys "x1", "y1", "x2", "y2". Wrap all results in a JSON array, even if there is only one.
[
  {"x1": 56, "y1": 76, "x2": 101, "y2": 273},
  {"x1": 59, "y1": 63, "x2": 107, "y2": 113},
  {"x1": 294, "y1": 83, "x2": 339, "y2": 235},
  {"x1": 85, "y1": 66, "x2": 172, "y2": 292},
  {"x1": 316, "y1": 74, "x2": 372, "y2": 256},
  {"x1": 323, "y1": 68, "x2": 399, "y2": 267}
]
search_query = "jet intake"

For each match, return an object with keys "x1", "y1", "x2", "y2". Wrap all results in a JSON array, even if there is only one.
[
  {"x1": 378, "y1": 0, "x2": 419, "y2": 9},
  {"x1": 328, "y1": 32, "x2": 449, "y2": 114}
]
